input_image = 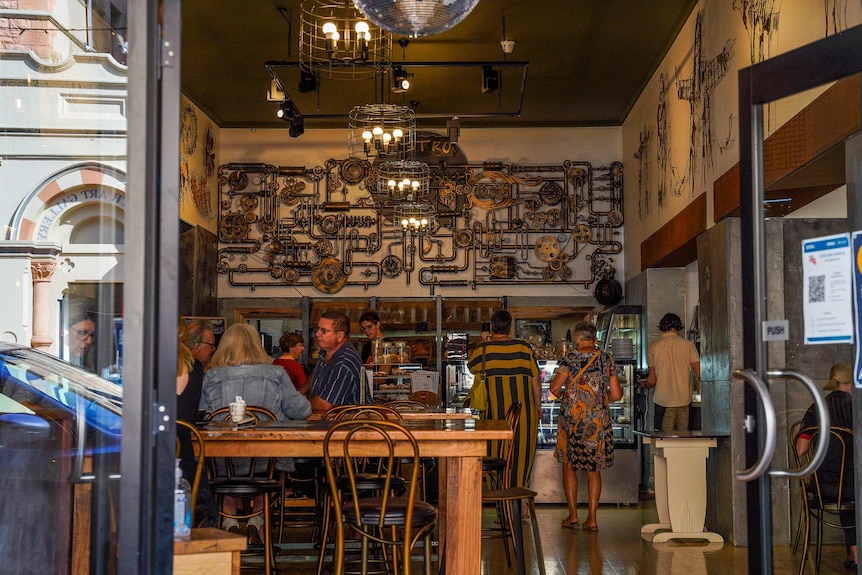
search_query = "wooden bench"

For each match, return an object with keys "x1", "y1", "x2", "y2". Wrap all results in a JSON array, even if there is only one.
[{"x1": 174, "y1": 527, "x2": 247, "y2": 575}]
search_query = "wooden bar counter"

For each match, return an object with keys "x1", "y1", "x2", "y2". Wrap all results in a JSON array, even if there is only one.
[{"x1": 199, "y1": 418, "x2": 511, "y2": 573}]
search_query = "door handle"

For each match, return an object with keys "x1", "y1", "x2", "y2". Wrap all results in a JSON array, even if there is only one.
[
  {"x1": 765, "y1": 369, "x2": 830, "y2": 479},
  {"x1": 732, "y1": 369, "x2": 777, "y2": 482}
]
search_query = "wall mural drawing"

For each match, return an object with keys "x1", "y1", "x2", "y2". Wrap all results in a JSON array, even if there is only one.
[
  {"x1": 216, "y1": 153, "x2": 623, "y2": 295},
  {"x1": 656, "y1": 73, "x2": 669, "y2": 210},
  {"x1": 732, "y1": 0, "x2": 781, "y2": 65},
  {"x1": 635, "y1": 125, "x2": 652, "y2": 220},
  {"x1": 673, "y1": 11, "x2": 734, "y2": 197},
  {"x1": 180, "y1": 104, "x2": 216, "y2": 222}
]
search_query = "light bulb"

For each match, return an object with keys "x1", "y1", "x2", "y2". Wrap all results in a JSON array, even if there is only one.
[
  {"x1": 392, "y1": 128, "x2": 403, "y2": 140},
  {"x1": 322, "y1": 22, "x2": 339, "y2": 54},
  {"x1": 401, "y1": 218, "x2": 409, "y2": 227},
  {"x1": 420, "y1": 218, "x2": 428, "y2": 226},
  {"x1": 382, "y1": 133, "x2": 392, "y2": 145},
  {"x1": 401, "y1": 178, "x2": 411, "y2": 188},
  {"x1": 362, "y1": 130, "x2": 372, "y2": 142},
  {"x1": 388, "y1": 179, "x2": 397, "y2": 189},
  {"x1": 401, "y1": 79, "x2": 410, "y2": 90},
  {"x1": 355, "y1": 21, "x2": 370, "y2": 35},
  {"x1": 322, "y1": 22, "x2": 337, "y2": 36},
  {"x1": 372, "y1": 126, "x2": 383, "y2": 138},
  {"x1": 411, "y1": 180, "x2": 420, "y2": 190}
]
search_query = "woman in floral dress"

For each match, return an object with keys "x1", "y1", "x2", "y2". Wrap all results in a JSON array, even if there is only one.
[{"x1": 549, "y1": 321, "x2": 622, "y2": 531}]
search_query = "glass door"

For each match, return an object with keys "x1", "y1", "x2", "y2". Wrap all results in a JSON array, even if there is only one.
[
  {"x1": 1, "y1": 1, "x2": 183, "y2": 573},
  {"x1": 739, "y1": 28, "x2": 862, "y2": 574}
]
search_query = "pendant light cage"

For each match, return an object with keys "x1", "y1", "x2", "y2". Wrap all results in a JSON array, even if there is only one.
[
  {"x1": 393, "y1": 200, "x2": 436, "y2": 231},
  {"x1": 353, "y1": 0, "x2": 481, "y2": 38},
  {"x1": 300, "y1": 0, "x2": 392, "y2": 80},
  {"x1": 378, "y1": 160, "x2": 431, "y2": 201},
  {"x1": 348, "y1": 103, "x2": 416, "y2": 160}
]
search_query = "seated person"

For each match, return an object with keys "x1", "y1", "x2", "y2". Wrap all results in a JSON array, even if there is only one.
[{"x1": 795, "y1": 362, "x2": 855, "y2": 570}]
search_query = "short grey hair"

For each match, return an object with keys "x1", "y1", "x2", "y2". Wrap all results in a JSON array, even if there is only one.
[
  {"x1": 572, "y1": 321, "x2": 597, "y2": 342},
  {"x1": 186, "y1": 319, "x2": 214, "y2": 346}
]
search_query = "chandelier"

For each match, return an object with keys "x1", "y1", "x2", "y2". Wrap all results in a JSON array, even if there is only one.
[
  {"x1": 348, "y1": 103, "x2": 416, "y2": 160},
  {"x1": 353, "y1": 0, "x2": 481, "y2": 38},
  {"x1": 394, "y1": 201, "x2": 435, "y2": 231},
  {"x1": 300, "y1": 0, "x2": 392, "y2": 80},
  {"x1": 377, "y1": 160, "x2": 430, "y2": 199}
]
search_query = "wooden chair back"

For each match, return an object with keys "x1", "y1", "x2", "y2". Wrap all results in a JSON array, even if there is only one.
[{"x1": 176, "y1": 419, "x2": 205, "y2": 525}]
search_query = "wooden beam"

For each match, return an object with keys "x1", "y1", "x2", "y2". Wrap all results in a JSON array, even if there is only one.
[
  {"x1": 714, "y1": 74, "x2": 861, "y2": 222},
  {"x1": 640, "y1": 193, "x2": 706, "y2": 270}
]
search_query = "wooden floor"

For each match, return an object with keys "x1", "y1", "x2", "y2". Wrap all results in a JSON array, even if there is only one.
[{"x1": 249, "y1": 502, "x2": 853, "y2": 574}]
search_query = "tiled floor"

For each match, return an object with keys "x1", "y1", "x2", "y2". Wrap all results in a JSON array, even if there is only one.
[{"x1": 261, "y1": 502, "x2": 853, "y2": 574}]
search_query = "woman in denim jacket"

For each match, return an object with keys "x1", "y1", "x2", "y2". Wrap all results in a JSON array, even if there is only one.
[{"x1": 200, "y1": 323, "x2": 312, "y2": 540}]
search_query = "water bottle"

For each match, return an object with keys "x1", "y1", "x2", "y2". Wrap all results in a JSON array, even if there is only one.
[{"x1": 174, "y1": 459, "x2": 192, "y2": 540}]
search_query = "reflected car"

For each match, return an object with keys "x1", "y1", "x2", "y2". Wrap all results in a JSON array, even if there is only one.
[{"x1": 0, "y1": 342, "x2": 122, "y2": 575}]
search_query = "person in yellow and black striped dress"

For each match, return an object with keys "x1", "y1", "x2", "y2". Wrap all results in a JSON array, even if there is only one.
[{"x1": 467, "y1": 310, "x2": 541, "y2": 492}]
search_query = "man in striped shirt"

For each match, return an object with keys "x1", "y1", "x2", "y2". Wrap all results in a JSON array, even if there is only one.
[{"x1": 309, "y1": 311, "x2": 364, "y2": 412}]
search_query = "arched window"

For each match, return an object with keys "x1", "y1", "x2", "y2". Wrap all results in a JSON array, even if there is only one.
[{"x1": 69, "y1": 216, "x2": 125, "y2": 245}]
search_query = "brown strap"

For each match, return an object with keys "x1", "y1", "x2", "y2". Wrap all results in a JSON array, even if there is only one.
[
  {"x1": 570, "y1": 351, "x2": 600, "y2": 383},
  {"x1": 480, "y1": 342, "x2": 488, "y2": 378}
]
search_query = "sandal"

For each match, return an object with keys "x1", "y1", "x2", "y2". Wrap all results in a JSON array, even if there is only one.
[
  {"x1": 582, "y1": 524, "x2": 598, "y2": 531},
  {"x1": 561, "y1": 518, "x2": 579, "y2": 529}
]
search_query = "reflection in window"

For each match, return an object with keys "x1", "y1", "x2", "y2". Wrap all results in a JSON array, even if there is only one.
[{"x1": 69, "y1": 216, "x2": 125, "y2": 245}]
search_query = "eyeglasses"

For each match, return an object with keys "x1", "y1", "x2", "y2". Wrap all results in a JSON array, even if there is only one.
[
  {"x1": 198, "y1": 341, "x2": 217, "y2": 348},
  {"x1": 75, "y1": 329, "x2": 96, "y2": 341},
  {"x1": 316, "y1": 327, "x2": 342, "y2": 335},
  {"x1": 360, "y1": 324, "x2": 376, "y2": 332}
]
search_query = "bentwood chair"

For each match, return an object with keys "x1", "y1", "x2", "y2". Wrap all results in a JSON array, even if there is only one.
[
  {"x1": 795, "y1": 426, "x2": 855, "y2": 575},
  {"x1": 316, "y1": 405, "x2": 406, "y2": 575},
  {"x1": 789, "y1": 419, "x2": 805, "y2": 555},
  {"x1": 481, "y1": 401, "x2": 546, "y2": 575},
  {"x1": 176, "y1": 420, "x2": 205, "y2": 526},
  {"x1": 382, "y1": 400, "x2": 428, "y2": 412},
  {"x1": 323, "y1": 419, "x2": 437, "y2": 575},
  {"x1": 206, "y1": 406, "x2": 282, "y2": 575}
]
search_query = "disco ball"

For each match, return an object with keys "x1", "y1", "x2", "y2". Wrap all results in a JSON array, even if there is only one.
[{"x1": 353, "y1": 0, "x2": 480, "y2": 38}]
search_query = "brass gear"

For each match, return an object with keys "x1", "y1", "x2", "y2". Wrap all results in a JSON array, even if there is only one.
[
  {"x1": 534, "y1": 236, "x2": 561, "y2": 262},
  {"x1": 311, "y1": 257, "x2": 347, "y2": 293},
  {"x1": 574, "y1": 224, "x2": 591, "y2": 243}
]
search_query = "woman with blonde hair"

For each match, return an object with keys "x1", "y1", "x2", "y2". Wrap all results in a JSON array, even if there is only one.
[{"x1": 199, "y1": 323, "x2": 312, "y2": 543}]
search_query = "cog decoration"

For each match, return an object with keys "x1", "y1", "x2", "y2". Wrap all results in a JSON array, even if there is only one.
[
  {"x1": 380, "y1": 255, "x2": 403, "y2": 278},
  {"x1": 311, "y1": 257, "x2": 347, "y2": 294},
  {"x1": 216, "y1": 158, "x2": 624, "y2": 292}
]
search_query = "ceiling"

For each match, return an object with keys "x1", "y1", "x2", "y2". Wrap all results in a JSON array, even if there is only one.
[{"x1": 181, "y1": 0, "x2": 698, "y2": 130}]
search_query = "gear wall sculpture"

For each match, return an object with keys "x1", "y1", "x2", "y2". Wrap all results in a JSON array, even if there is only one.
[{"x1": 217, "y1": 157, "x2": 623, "y2": 294}]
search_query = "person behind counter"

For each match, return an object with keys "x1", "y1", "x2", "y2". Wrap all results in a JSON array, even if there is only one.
[
  {"x1": 359, "y1": 310, "x2": 389, "y2": 364},
  {"x1": 273, "y1": 332, "x2": 309, "y2": 396},
  {"x1": 549, "y1": 320, "x2": 622, "y2": 531},
  {"x1": 467, "y1": 310, "x2": 541, "y2": 497},
  {"x1": 308, "y1": 311, "x2": 365, "y2": 412},
  {"x1": 199, "y1": 323, "x2": 312, "y2": 544},
  {"x1": 795, "y1": 362, "x2": 856, "y2": 570}
]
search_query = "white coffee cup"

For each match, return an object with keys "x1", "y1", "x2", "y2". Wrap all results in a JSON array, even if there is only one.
[{"x1": 229, "y1": 400, "x2": 246, "y2": 423}]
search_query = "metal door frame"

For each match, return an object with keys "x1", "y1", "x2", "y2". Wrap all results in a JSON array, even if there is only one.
[
  {"x1": 117, "y1": 0, "x2": 182, "y2": 573},
  {"x1": 739, "y1": 25, "x2": 862, "y2": 574}
]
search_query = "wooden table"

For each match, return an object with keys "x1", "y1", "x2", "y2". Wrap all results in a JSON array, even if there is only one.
[
  {"x1": 635, "y1": 430, "x2": 727, "y2": 543},
  {"x1": 174, "y1": 527, "x2": 246, "y2": 575},
  {"x1": 200, "y1": 418, "x2": 511, "y2": 573}
]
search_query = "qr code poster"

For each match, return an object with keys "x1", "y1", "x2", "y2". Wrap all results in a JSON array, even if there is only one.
[{"x1": 802, "y1": 233, "x2": 853, "y2": 345}]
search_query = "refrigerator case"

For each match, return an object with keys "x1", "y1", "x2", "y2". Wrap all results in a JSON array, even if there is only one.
[{"x1": 531, "y1": 358, "x2": 639, "y2": 504}]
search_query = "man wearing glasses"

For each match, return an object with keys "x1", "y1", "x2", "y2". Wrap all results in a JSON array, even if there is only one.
[
  {"x1": 184, "y1": 319, "x2": 216, "y2": 421},
  {"x1": 308, "y1": 311, "x2": 364, "y2": 412}
]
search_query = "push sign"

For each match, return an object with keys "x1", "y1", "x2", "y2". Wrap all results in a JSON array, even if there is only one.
[{"x1": 762, "y1": 320, "x2": 790, "y2": 342}]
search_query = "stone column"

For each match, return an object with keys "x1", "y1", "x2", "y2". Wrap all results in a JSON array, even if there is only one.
[{"x1": 30, "y1": 260, "x2": 57, "y2": 350}]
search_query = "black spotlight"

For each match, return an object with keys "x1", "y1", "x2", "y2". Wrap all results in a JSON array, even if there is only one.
[
  {"x1": 298, "y1": 70, "x2": 318, "y2": 93},
  {"x1": 288, "y1": 114, "x2": 304, "y2": 138},
  {"x1": 392, "y1": 67, "x2": 410, "y2": 93},
  {"x1": 482, "y1": 65, "x2": 499, "y2": 94}
]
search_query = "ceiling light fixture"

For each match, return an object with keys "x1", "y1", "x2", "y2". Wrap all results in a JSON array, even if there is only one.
[
  {"x1": 276, "y1": 97, "x2": 305, "y2": 138},
  {"x1": 299, "y1": 1, "x2": 392, "y2": 80},
  {"x1": 392, "y1": 67, "x2": 410, "y2": 92},
  {"x1": 481, "y1": 66, "x2": 499, "y2": 93},
  {"x1": 354, "y1": 0, "x2": 481, "y2": 38},
  {"x1": 348, "y1": 103, "x2": 416, "y2": 159}
]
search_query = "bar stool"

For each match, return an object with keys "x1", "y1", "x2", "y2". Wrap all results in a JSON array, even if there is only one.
[{"x1": 481, "y1": 401, "x2": 546, "y2": 575}]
